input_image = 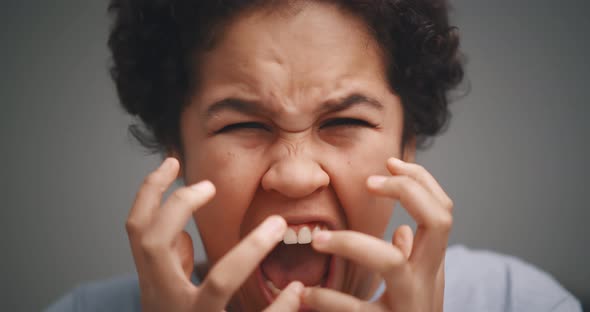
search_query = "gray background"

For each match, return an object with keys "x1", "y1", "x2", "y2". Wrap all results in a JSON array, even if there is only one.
[{"x1": 1, "y1": 1, "x2": 588, "y2": 311}]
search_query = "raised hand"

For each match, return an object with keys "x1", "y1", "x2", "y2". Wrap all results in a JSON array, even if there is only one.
[
  {"x1": 126, "y1": 158, "x2": 303, "y2": 312},
  {"x1": 302, "y1": 157, "x2": 453, "y2": 312}
]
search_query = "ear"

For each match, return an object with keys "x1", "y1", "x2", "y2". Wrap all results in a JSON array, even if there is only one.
[
  {"x1": 401, "y1": 136, "x2": 417, "y2": 163},
  {"x1": 167, "y1": 149, "x2": 184, "y2": 179}
]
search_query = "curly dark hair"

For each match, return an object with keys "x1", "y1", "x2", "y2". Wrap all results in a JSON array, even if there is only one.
[{"x1": 108, "y1": 0, "x2": 464, "y2": 154}]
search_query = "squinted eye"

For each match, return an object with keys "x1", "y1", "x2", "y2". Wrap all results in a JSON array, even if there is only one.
[
  {"x1": 320, "y1": 118, "x2": 375, "y2": 129},
  {"x1": 216, "y1": 122, "x2": 271, "y2": 133}
]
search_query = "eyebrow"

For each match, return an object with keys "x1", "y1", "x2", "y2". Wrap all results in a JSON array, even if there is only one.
[
  {"x1": 205, "y1": 93, "x2": 384, "y2": 118},
  {"x1": 319, "y1": 93, "x2": 384, "y2": 114}
]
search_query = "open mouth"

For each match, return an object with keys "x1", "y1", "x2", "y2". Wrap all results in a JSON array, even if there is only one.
[{"x1": 256, "y1": 222, "x2": 334, "y2": 304}]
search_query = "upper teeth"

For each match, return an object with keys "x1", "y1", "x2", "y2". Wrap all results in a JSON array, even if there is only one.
[{"x1": 283, "y1": 225, "x2": 324, "y2": 245}]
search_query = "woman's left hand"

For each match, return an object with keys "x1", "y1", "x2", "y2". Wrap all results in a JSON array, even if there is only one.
[{"x1": 302, "y1": 157, "x2": 453, "y2": 312}]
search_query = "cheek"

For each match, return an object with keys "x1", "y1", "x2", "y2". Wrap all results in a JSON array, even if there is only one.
[
  {"x1": 327, "y1": 132, "x2": 398, "y2": 236},
  {"x1": 184, "y1": 142, "x2": 267, "y2": 262}
]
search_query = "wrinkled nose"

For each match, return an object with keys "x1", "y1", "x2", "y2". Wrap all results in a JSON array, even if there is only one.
[{"x1": 261, "y1": 157, "x2": 330, "y2": 198}]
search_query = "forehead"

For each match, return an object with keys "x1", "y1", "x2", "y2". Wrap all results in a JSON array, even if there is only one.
[{"x1": 193, "y1": 2, "x2": 389, "y2": 114}]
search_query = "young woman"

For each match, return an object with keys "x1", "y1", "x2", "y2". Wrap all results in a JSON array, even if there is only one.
[{"x1": 46, "y1": 1, "x2": 580, "y2": 311}]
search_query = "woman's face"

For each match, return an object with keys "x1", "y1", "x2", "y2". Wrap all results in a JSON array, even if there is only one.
[{"x1": 177, "y1": 2, "x2": 414, "y2": 310}]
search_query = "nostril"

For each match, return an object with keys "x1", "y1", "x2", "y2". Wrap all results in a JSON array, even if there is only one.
[{"x1": 261, "y1": 158, "x2": 330, "y2": 198}]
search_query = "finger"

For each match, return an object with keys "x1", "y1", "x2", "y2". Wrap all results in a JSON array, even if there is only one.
[
  {"x1": 392, "y1": 225, "x2": 414, "y2": 259},
  {"x1": 174, "y1": 231, "x2": 195, "y2": 280},
  {"x1": 146, "y1": 180, "x2": 215, "y2": 245},
  {"x1": 366, "y1": 176, "x2": 451, "y2": 272},
  {"x1": 386, "y1": 158, "x2": 453, "y2": 212},
  {"x1": 312, "y1": 230, "x2": 406, "y2": 276},
  {"x1": 302, "y1": 287, "x2": 375, "y2": 312},
  {"x1": 127, "y1": 157, "x2": 180, "y2": 234},
  {"x1": 126, "y1": 158, "x2": 180, "y2": 282},
  {"x1": 137, "y1": 180, "x2": 215, "y2": 291},
  {"x1": 312, "y1": 230, "x2": 414, "y2": 304},
  {"x1": 366, "y1": 175, "x2": 450, "y2": 232},
  {"x1": 263, "y1": 281, "x2": 304, "y2": 312},
  {"x1": 197, "y1": 216, "x2": 287, "y2": 311}
]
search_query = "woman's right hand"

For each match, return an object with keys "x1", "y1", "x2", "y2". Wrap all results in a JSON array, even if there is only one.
[{"x1": 126, "y1": 157, "x2": 303, "y2": 312}]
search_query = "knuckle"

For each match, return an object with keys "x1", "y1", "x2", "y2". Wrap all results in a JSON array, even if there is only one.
[
  {"x1": 204, "y1": 274, "x2": 232, "y2": 298},
  {"x1": 416, "y1": 172, "x2": 432, "y2": 186},
  {"x1": 139, "y1": 234, "x2": 166, "y2": 255},
  {"x1": 125, "y1": 219, "x2": 142, "y2": 237},
  {"x1": 170, "y1": 188, "x2": 195, "y2": 204},
  {"x1": 400, "y1": 177, "x2": 420, "y2": 196},
  {"x1": 412, "y1": 163, "x2": 427, "y2": 175},
  {"x1": 407, "y1": 162, "x2": 427, "y2": 177},
  {"x1": 434, "y1": 213, "x2": 453, "y2": 231},
  {"x1": 444, "y1": 197, "x2": 454, "y2": 213}
]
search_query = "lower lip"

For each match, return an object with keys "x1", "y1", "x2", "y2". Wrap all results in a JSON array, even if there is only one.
[{"x1": 256, "y1": 255, "x2": 336, "y2": 306}]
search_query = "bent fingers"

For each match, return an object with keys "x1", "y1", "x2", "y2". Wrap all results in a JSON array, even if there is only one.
[
  {"x1": 197, "y1": 216, "x2": 287, "y2": 311},
  {"x1": 312, "y1": 230, "x2": 407, "y2": 277}
]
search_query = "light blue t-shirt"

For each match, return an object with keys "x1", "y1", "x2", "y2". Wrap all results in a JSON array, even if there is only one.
[{"x1": 45, "y1": 245, "x2": 581, "y2": 311}]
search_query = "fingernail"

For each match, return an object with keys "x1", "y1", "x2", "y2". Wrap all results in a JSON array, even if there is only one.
[
  {"x1": 367, "y1": 175, "x2": 388, "y2": 188},
  {"x1": 263, "y1": 216, "x2": 286, "y2": 238},
  {"x1": 289, "y1": 281, "x2": 304, "y2": 295},
  {"x1": 313, "y1": 230, "x2": 331, "y2": 246},
  {"x1": 190, "y1": 180, "x2": 215, "y2": 194},
  {"x1": 389, "y1": 157, "x2": 404, "y2": 166},
  {"x1": 159, "y1": 158, "x2": 174, "y2": 170}
]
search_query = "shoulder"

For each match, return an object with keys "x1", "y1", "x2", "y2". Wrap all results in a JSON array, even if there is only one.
[
  {"x1": 44, "y1": 267, "x2": 203, "y2": 312},
  {"x1": 444, "y1": 245, "x2": 581, "y2": 312},
  {"x1": 44, "y1": 274, "x2": 141, "y2": 312}
]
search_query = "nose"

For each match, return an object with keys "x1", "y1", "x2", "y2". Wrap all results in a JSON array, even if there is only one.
[{"x1": 261, "y1": 157, "x2": 330, "y2": 199}]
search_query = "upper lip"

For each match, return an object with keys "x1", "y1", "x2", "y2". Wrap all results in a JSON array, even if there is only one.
[{"x1": 278, "y1": 214, "x2": 340, "y2": 231}]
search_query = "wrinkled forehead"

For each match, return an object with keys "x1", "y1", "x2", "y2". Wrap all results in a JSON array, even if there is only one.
[{"x1": 192, "y1": 2, "x2": 389, "y2": 115}]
